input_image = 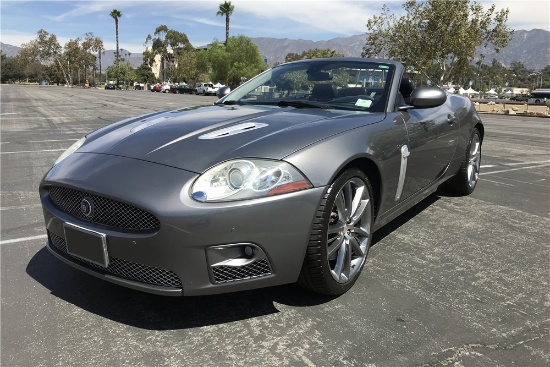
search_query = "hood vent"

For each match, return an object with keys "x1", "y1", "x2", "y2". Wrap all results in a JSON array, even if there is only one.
[
  {"x1": 130, "y1": 116, "x2": 170, "y2": 133},
  {"x1": 199, "y1": 122, "x2": 268, "y2": 139}
]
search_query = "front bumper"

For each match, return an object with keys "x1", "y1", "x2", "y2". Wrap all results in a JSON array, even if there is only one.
[{"x1": 40, "y1": 153, "x2": 324, "y2": 296}]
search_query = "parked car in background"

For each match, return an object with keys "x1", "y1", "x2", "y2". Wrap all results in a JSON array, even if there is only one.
[
  {"x1": 171, "y1": 84, "x2": 196, "y2": 94},
  {"x1": 105, "y1": 81, "x2": 116, "y2": 90},
  {"x1": 160, "y1": 83, "x2": 172, "y2": 93},
  {"x1": 195, "y1": 83, "x2": 219, "y2": 95},
  {"x1": 134, "y1": 83, "x2": 145, "y2": 90},
  {"x1": 510, "y1": 95, "x2": 529, "y2": 102},
  {"x1": 39, "y1": 58, "x2": 483, "y2": 297}
]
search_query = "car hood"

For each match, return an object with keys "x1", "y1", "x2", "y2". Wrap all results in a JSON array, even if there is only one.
[{"x1": 79, "y1": 105, "x2": 384, "y2": 173}]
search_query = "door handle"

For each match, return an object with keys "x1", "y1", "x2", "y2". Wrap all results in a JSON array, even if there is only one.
[{"x1": 447, "y1": 114, "x2": 456, "y2": 125}]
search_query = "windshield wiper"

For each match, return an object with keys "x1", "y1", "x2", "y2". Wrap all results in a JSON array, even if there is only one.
[
  {"x1": 215, "y1": 100, "x2": 243, "y2": 105},
  {"x1": 277, "y1": 100, "x2": 328, "y2": 109}
]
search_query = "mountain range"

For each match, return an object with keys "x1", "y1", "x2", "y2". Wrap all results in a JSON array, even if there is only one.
[{"x1": 2, "y1": 29, "x2": 548, "y2": 71}]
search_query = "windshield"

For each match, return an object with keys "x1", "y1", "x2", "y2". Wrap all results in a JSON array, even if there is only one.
[{"x1": 220, "y1": 60, "x2": 395, "y2": 112}]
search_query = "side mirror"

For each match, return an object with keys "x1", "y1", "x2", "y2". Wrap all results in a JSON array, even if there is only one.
[
  {"x1": 217, "y1": 86, "x2": 231, "y2": 99},
  {"x1": 408, "y1": 87, "x2": 447, "y2": 108}
]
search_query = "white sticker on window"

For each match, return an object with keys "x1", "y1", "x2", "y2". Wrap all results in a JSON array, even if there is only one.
[{"x1": 355, "y1": 99, "x2": 373, "y2": 108}]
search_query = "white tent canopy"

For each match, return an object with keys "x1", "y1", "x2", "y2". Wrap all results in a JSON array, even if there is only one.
[
  {"x1": 465, "y1": 87, "x2": 479, "y2": 94},
  {"x1": 486, "y1": 89, "x2": 497, "y2": 94},
  {"x1": 447, "y1": 87, "x2": 456, "y2": 93},
  {"x1": 504, "y1": 90, "x2": 513, "y2": 96},
  {"x1": 458, "y1": 87, "x2": 466, "y2": 95}
]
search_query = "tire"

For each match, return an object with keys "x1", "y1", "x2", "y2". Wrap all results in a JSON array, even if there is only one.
[
  {"x1": 447, "y1": 128, "x2": 481, "y2": 195},
  {"x1": 299, "y1": 169, "x2": 374, "y2": 295}
]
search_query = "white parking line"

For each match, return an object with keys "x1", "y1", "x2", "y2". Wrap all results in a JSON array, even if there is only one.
[
  {"x1": 28, "y1": 139, "x2": 79, "y2": 143},
  {"x1": 482, "y1": 178, "x2": 515, "y2": 187},
  {"x1": 481, "y1": 164, "x2": 550, "y2": 176},
  {"x1": 492, "y1": 175, "x2": 549, "y2": 188},
  {"x1": 0, "y1": 234, "x2": 47, "y2": 245},
  {"x1": 0, "y1": 204, "x2": 42, "y2": 211},
  {"x1": 0, "y1": 149, "x2": 66, "y2": 155},
  {"x1": 506, "y1": 160, "x2": 550, "y2": 166}
]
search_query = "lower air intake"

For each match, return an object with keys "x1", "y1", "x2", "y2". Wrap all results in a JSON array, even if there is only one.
[
  {"x1": 48, "y1": 231, "x2": 182, "y2": 289},
  {"x1": 212, "y1": 258, "x2": 272, "y2": 283}
]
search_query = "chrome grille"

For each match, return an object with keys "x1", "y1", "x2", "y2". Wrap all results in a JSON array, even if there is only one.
[
  {"x1": 48, "y1": 186, "x2": 160, "y2": 231},
  {"x1": 48, "y1": 231, "x2": 181, "y2": 288},
  {"x1": 212, "y1": 259, "x2": 272, "y2": 283}
]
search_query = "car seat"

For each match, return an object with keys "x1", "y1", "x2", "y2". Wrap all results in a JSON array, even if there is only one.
[{"x1": 310, "y1": 84, "x2": 338, "y2": 101}]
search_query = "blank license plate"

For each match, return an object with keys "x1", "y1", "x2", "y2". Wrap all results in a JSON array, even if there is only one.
[{"x1": 64, "y1": 223, "x2": 109, "y2": 268}]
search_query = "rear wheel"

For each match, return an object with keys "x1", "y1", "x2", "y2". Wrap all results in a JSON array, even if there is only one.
[
  {"x1": 448, "y1": 128, "x2": 481, "y2": 195},
  {"x1": 299, "y1": 169, "x2": 374, "y2": 295}
]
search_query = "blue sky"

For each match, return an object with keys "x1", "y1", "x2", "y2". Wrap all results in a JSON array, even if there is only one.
[{"x1": 1, "y1": 0, "x2": 548, "y2": 53}]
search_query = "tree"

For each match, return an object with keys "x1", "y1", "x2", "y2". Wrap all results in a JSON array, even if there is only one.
[
  {"x1": 135, "y1": 64, "x2": 157, "y2": 83},
  {"x1": 216, "y1": 1, "x2": 235, "y2": 45},
  {"x1": 172, "y1": 47, "x2": 205, "y2": 85},
  {"x1": 540, "y1": 65, "x2": 550, "y2": 88},
  {"x1": 204, "y1": 35, "x2": 266, "y2": 88},
  {"x1": 106, "y1": 61, "x2": 134, "y2": 88},
  {"x1": 144, "y1": 25, "x2": 193, "y2": 82},
  {"x1": 63, "y1": 38, "x2": 83, "y2": 85},
  {"x1": 362, "y1": 0, "x2": 513, "y2": 86},
  {"x1": 285, "y1": 48, "x2": 345, "y2": 62},
  {"x1": 1, "y1": 53, "x2": 26, "y2": 83},
  {"x1": 82, "y1": 33, "x2": 104, "y2": 85},
  {"x1": 110, "y1": 9, "x2": 122, "y2": 65},
  {"x1": 20, "y1": 29, "x2": 70, "y2": 85}
]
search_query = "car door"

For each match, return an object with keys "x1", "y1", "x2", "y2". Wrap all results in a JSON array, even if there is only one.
[{"x1": 398, "y1": 103, "x2": 459, "y2": 200}]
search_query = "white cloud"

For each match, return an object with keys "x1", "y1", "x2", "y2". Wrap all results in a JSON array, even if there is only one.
[
  {"x1": 231, "y1": 0, "x2": 385, "y2": 36},
  {"x1": 0, "y1": 31, "x2": 37, "y2": 47},
  {"x1": 488, "y1": 0, "x2": 550, "y2": 31}
]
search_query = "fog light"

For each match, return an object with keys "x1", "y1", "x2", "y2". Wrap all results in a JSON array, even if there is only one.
[{"x1": 244, "y1": 245, "x2": 255, "y2": 258}]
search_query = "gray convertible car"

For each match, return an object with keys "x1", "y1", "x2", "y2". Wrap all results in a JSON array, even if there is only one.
[{"x1": 39, "y1": 58, "x2": 483, "y2": 296}]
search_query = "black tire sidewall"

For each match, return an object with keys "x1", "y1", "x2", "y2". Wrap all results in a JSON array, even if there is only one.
[
  {"x1": 455, "y1": 128, "x2": 481, "y2": 195},
  {"x1": 300, "y1": 168, "x2": 374, "y2": 295}
]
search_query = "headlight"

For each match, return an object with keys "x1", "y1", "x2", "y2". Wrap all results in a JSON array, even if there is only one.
[
  {"x1": 191, "y1": 159, "x2": 312, "y2": 202},
  {"x1": 54, "y1": 137, "x2": 86, "y2": 165}
]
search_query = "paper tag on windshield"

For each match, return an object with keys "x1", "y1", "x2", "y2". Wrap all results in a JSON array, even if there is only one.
[{"x1": 355, "y1": 99, "x2": 372, "y2": 108}]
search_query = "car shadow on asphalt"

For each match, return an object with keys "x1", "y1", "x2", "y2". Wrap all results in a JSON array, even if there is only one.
[
  {"x1": 26, "y1": 193, "x2": 441, "y2": 331},
  {"x1": 26, "y1": 248, "x2": 337, "y2": 330},
  {"x1": 372, "y1": 193, "x2": 440, "y2": 246}
]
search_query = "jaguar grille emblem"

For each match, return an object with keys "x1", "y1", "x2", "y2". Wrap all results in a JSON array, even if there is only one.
[{"x1": 80, "y1": 197, "x2": 94, "y2": 218}]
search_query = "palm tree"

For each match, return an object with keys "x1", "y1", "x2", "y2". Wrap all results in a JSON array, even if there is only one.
[
  {"x1": 216, "y1": 1, "x2": 234, "y2": 45},
  {"x1": 94, "y1": 37, "x2": 105, "y2": 84},
  {"x1": 110, "y1": 9, "x2": 122, "y2": 64}
]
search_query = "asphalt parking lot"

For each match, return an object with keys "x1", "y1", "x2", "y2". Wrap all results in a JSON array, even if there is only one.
[{"x1": 1, "y1": 85, "x2": 549, "y2": 367}]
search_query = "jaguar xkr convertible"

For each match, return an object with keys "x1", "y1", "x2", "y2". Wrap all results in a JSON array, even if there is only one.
[{"x1": 39, "y1": 58, "x2": 483, "y2": 296}]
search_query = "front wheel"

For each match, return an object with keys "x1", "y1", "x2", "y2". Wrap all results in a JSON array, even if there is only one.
[
  {"x1": 447, "y1": 128, "x2": 481, "y2": 195},
  {"x1": 299, "y1": 169, "x2": 374, "y2": 295}
]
